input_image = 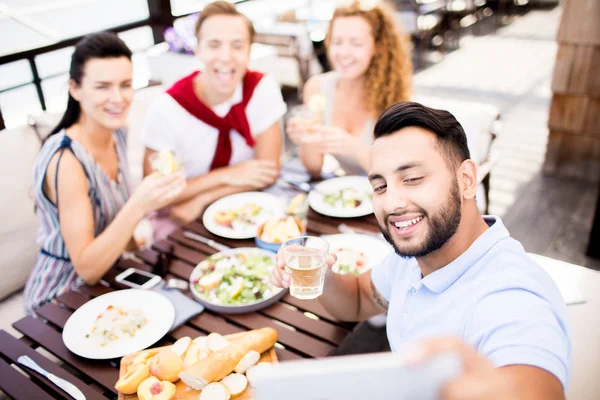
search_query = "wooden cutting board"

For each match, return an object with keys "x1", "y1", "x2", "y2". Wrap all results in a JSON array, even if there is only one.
[{"x1": 117, "y1": 332, "x2": 278, "y2": 400}]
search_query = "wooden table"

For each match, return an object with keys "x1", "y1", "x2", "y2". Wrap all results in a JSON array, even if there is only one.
[{"x1": 0, "y1": 206, "x2": 381, "y2": 400}]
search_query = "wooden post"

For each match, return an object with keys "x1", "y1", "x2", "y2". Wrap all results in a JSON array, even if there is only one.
[
  {"x1": 588, "y1": 185, "x2": 600, "y2": 258},
  {"x1": 543, "y1": 0, "x2": 600, "y2": 183}
]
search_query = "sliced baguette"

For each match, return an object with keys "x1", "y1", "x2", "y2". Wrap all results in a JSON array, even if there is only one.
[
  {"x1": 193, "y1": 336, "x2": 209, "y2": 352},
  {"x1": 207, "y1": 333, "x2": 230, "y2": 352},
  {"x1": 199, "y1": 382, "x2": 231, "y2": 400},
  {"x1": 221, "y1": 373, "x2": 248, "y2": 397},
  {"x1": 171, "y1": 336, "x2": 192, "y2": 357},
  {"x1": 179, "y1": 328, "x2": 277, "y2": 390},
  {"x1": 233, "y1": 350, "x2": 260, "y2": 374}
]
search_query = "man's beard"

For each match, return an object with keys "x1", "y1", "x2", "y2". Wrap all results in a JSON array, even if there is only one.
[{"x1": 379, "y1": 179, "x2": 462, "y2": 259}]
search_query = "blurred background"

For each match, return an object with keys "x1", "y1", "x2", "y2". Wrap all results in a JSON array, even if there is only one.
[
  {"x1": 1, "y1": 1, "x2": 600, "y2": 398},
  {"x1": 1, "y1": 0, "x2": 597, "y2": 268}
]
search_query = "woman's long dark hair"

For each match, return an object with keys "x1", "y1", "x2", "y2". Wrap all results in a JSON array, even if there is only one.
[{"x1": 46, "y1": 31, "x2": 132, "y2": 140}]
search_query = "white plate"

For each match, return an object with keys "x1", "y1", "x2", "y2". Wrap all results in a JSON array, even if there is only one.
[
  {"x1": 203, "y1": 192, "x2": 284, "y2": 239},
  {"x1": 189, "y1": 248, "x2": 287, "y2": 314},
  {"x1": 62, "y1": 289, "x2": 175, "y2": 359},
  {"x1": 325, "y1": 234, "x2": 393, "y2": 275},
  {"x1": 308, "y1": 176, "x2": 374, "y2": 218}
]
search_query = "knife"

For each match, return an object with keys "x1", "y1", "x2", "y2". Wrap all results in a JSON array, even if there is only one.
[
  {"x1": 183, "y1": 231, "x2": 231, "y2": 252},
  {"x1": 18, "y1": 355, "x2": 86, "y2": 400}
]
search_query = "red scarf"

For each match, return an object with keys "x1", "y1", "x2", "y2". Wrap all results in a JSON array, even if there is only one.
[{"x1": 166, "y1": 70, "x2": 264, "y2": 170}]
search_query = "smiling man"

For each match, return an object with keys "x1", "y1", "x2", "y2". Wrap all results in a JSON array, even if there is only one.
[{"x1": 272, "y1": 102, "x2": 571, "y2": 398}]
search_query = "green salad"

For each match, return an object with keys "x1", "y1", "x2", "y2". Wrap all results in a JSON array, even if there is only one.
[
  {"x1": 191, "y1": 251, "x2": 277, "y2": 306},
  {"x1": 323, "y1": 188, "x2": 372, "y2": 209}
]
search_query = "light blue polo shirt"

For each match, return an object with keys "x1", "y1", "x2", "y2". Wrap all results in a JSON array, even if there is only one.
[{"x1": 371, "y1": 216, "x2": 571, "y2": 389}]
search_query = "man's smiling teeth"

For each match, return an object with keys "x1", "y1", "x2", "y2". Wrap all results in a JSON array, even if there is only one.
[{"x1": 394, "y1": 217, "x2": 423, "y2": 229}]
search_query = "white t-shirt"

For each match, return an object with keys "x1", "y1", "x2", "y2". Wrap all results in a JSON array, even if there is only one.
[{"x1": 142, "y1": 73, "x2": 287, "y2": 178}]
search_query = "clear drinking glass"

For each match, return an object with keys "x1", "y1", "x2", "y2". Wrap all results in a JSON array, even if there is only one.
[
  {"x1": 289, "y1": 104, "x2": 322, "y2": 142},
  {"x1": 282, "y1": 236, "x2": 330, "y2": 299}
]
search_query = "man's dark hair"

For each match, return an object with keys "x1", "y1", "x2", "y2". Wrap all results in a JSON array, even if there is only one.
[{"x1": 373, "y1": 101, "x2": 471, "y2": 167}]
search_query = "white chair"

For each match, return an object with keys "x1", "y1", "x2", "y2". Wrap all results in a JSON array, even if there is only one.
[{"x1": 414, "y1": 95, "x2": 501, "y2": 213}]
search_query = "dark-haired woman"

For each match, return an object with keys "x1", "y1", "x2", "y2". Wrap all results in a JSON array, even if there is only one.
[{"x1": 24, "y1": 32, "x2": 186, "y2": 314}]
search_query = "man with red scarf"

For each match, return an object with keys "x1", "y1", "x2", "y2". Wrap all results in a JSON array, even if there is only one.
[{"x1": 141, "y1": 1, "x2": 286, "y2": 240}]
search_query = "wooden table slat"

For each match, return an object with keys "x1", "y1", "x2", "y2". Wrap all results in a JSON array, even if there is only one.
[
  {"x1": 307, "y1": 209, "x2": 380, "y2": 232},
  {"x1": 282, "y1": 295, "x2": 340, "y2": 323},
  {"x1": 169, "y1": 229, "x2": 219, "y2": 256},
  {"x1": 136, "y1": 248, "x2": 159, "y2": 265},
  {"x1": 274, "y1": 346, "x2": 303, "y2": 361},
  {"x1": 78, "y1": 283, "x2": 113, "y2": 297},
  {"x1": 168, "y1": 259, "x2": 195, "y2": 280},
  {"x1": 306, "y1": 219, "x2": 342, "y2": 235},
  {"x1": 171, "y1": 325, "x2": 204, "y2": 340},
  {"x1": 166, "y1": 241, "x2": 206, "y2": 266},
  {"x1": 12, "y1": 316, "x2": 120, "y2": 394},
  {"x1": 189, "y1": 312, "x2": 246, "y2": 336},
  {"x1": 224, "y1": 313, "x2": 335, "y2": 358},
  {"x1": 0, "y1": 330, "x2": 106, "y2": 400},
  {"x1": 58, "y1": 290, "x2": 92, "y2": 311},
  {"x1": 35, "y1": 302, "x2": 72, "y2": 329},
  {"x1": 259, "y1": 302, "x2": 348, "y2": 345},
  {"x1": 0, "y1": 356, "x2": 55, "y2": 400}
]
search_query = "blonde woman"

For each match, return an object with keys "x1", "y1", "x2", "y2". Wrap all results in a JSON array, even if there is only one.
[{"x1": 288, "y1": 0, "x2": 412, "y2": 177}]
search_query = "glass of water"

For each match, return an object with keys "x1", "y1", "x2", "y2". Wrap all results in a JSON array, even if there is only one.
[
  {"x1": 289, "y1": 105, "x2": 322, "y2": 142},
  {"x1": 282, "y1": 236, "x2": 330, "y2": 299}
]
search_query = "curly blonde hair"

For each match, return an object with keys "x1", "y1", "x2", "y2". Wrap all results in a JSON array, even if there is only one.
[{"x1": 325, "y1": 1, "x2": 413, "y2": 115}]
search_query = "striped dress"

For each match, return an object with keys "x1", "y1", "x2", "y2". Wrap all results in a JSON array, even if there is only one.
[{"x1": 24, "y1": 129, "x2": 131, "y2": 315}]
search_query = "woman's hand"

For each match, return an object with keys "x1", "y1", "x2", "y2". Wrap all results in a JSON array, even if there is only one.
[
  {"x1": 224, "y1": 159, "x2": 279, "y2": 188},
  {"x1": 313, "y1": 125, "x2": 361, "y2": 156},
  {"x1": 129, "y1": 172, "x2": 187, "y2": 214}
]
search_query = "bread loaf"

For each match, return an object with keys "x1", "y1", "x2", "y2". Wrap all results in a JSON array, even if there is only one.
[{"x1": 179, "y1": 328, "x2": 277, "y2": 390}]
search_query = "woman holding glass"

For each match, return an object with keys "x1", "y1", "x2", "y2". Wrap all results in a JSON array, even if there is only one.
[
  {"x1": 142, "y1": 1, "x2": 287, "y2": 240},
  {"x1": 24, "y1": 32, "x2": 186, "y2": 314},
  {"x1": 287, "y1": 0, "x2": 413, "y2": 177}
]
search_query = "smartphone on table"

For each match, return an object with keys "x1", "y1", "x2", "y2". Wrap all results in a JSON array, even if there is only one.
[{"x1": 115, "y1": 268, "x2": 162, "y2": 289}]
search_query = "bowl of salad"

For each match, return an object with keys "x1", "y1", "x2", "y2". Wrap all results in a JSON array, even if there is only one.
[{"x1": 189, "y1": 248, "x2": 287, "y2": 314}]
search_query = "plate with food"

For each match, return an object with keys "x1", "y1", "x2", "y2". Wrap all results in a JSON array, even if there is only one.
[
  {"x1": 308, "y1": 176, "x2": 374, "y2": 218},
  {"x1": 255, "y1": 216, "x2": 305, "y2": 252},
  {"x1": 189, "y1": 248, "x2": 286, "y2": 314},
  {"x1": 325, "y1": 234, "x2": 393, "y2": 276},
  {"x1": 115, "y1": 328, "x2": 278, "y2": 400},
  {"x1": 203, "y1": 192, "x2": 284, "y2": 239},
  {"x1": 62, "y1": 289, "x2": 175, "y2": 360}
]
